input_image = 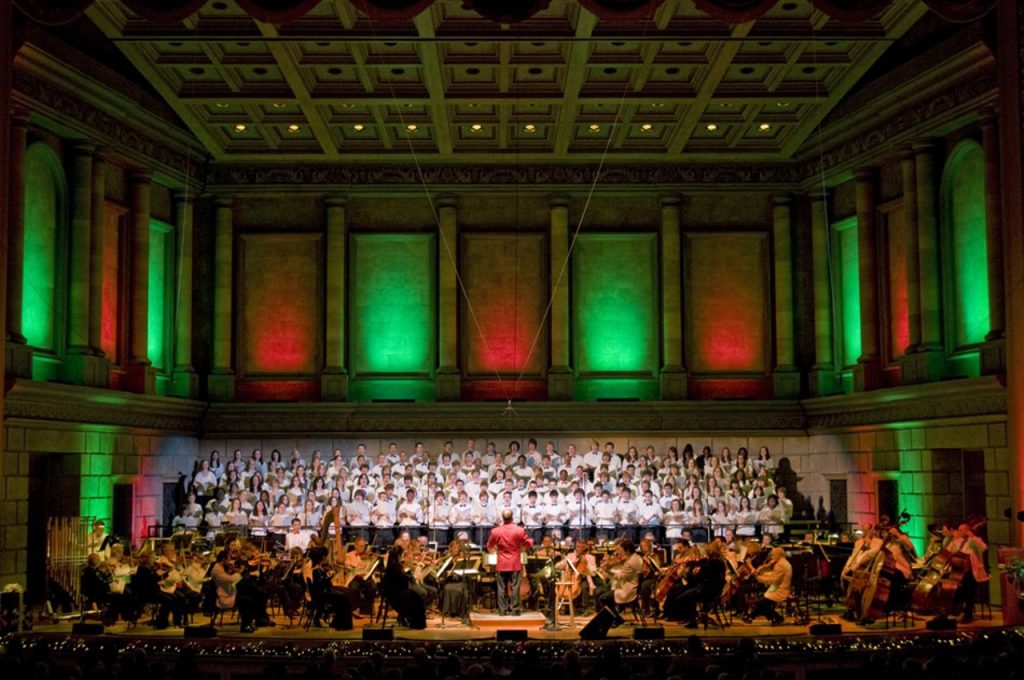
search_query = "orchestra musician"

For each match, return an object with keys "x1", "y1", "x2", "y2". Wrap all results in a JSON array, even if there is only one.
[
  {"x1": 487, "y1": 508, "x2": 533, "y2": 616},
  {"x1": 664, "y1": 541, "x2": 727, "y2": 628},
  {"x1": 305, "y1": 547, "x2": 353, "y2": 630},
  {"x1": 381, "y1": 544, "x2": 427, "y2": 628},
  {"x1": 944, "y1": 522, "x2": 990, "y2": 622},
  {"x1": 596, "y1": 538, "x2": 644, "y2": 617},
  {"x1": 742, "y1": 546, "x2": 791, "y2": 626}
]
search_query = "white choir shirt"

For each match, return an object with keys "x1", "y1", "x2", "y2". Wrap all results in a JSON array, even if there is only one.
[
  {"x1": 638, "y1": 499, "x2": 663, "y2": 526},
  {"x1": 285, "y1": 528, "x2": 312, "y2": 551},
  {"x1": 397, "y1": 500, "x2": 423, "y2": 527},
  {"x1": 582, "y1": 450, "x2": 602, "y2": 470},
  {"x1": 616, "y1": 497, "x2": 639, "y2": 526},
  {"x1": 473, "y1": 499, "x2": 496, "y2": 526},
  {"x1": 269, "y1": 511, "x2": 293, "y2": 533},
  {"x1": 450, "y1": 501, "x2": 475, "y2": 527},
  {"x1": 346, "y1": 500, "x2": 371, "y2": 527},
  {"x1": 522, "y1": 502, "x2": 545, "y2": 528},
  {"x1": 428, "y1": 501, "x2": 451, "y2": 528},
  {"x1": 594, "y1": 499, "x2": 618, "y2": 528},
  {"x1": 542, "y1": 499, "x2": 564, "y2": 526},
  {"x1": 373, "y1": 496, "x2": 397, "y2": 527},
  {"x1": 566, "y1": 498, "x2": 591, "y2": 527},
  {"x1": 663, "y1": 510, "x2": 686, "y2": 538},
  {"x1": 659, "y1": 493, "x2": 678, "y2": 512}
]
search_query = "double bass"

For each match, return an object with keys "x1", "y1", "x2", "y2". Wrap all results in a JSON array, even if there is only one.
[
  {"x1": 845, "y1": 515, "x2": 912, "y2": 622},
  {"x1": 911, "y1": 517, "x2": 987, "y2": 615}
]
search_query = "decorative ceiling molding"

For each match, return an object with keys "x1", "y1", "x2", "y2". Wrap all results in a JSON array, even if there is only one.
[
  {"x1": 205, "y1": 160, "x2": 801, "y2": 188},
  {"x1": 12, "y1": 67, "x2": 207, "y2": 185},
  {"x1": 796, "y1": 71, "x2": 998, "y2": 184}
]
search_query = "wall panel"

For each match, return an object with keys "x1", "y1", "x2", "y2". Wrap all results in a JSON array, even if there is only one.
[
  {"x1": 572, "y1": 233, "x2": 659, "y2": 400},
  {"x1": 685, "y1": 232, "x2": 769, "y2": 375},
  {"x1": 461, "y1": 232, "x2": 547, "y2": 400},
  {"x1": 238, "y1": 233, "x2": 322, "y2": 376},
  {"x1": 349, "y1": 234, "x2": 436, "y2": 400}
]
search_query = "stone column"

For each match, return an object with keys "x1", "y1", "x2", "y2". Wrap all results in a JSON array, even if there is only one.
[
  {"x1": 854, "y1": 168, "x2": 881, "y2": 391},
  {"x1": 208, "y1": 197, "x2": 235, "y2": 400},
  {"x1": 548, "y1": 194, "x2": 573, "y2": 399},
  {"x1": 64, "y1": 144, "x2": 106, "y2": 386},
  {"x1": 903, "y1": 140, "x2": 946, "y2": 383},
  {"x1": 996, "y1": 0, "x2": 1024, "y2": 552},
  {"x1": 88, "y1": 150, "x2": 107, "y2": 355},
  {"x1": 902, "y1": 152, "x2": 921, "y2": 350},
  {"x1": 772, "y1": 194, "x2": 799, "y2": 397},
  {"x1": 322, "y1": 195, "x2": 349, "y2": 401},
  {"x1": 435, "y1": 194, "x2": 460, "y2": 400},
  {"x1": 659, "y1": 193, "x2": 687, "y2": 399},
  {"x1": 980, "y1": 110, "x2": 1007, "y2": 375},
  {"x1": 5, "y1": 114, "x2": 32, "y2": 377},
  {"x1": 126, "y1": 170, "x2": 155, "y2": 394},
  {"x1": 171, "y1": 192, "x2": 198, "y2": 398},
  {"x1": 809, "y1": 196, "x2": 836, "y2": 395}
]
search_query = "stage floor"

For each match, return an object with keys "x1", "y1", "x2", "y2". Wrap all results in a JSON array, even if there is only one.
[{"x1": 32, "y1": 604, "x2": 1010, "y2": 642}]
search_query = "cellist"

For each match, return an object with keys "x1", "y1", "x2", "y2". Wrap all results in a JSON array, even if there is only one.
[
  {"x1": 943, "y1": 523, "x2": 989, "y2": 622},
  {"x1": 841, "y1": 523, "x2": 882, "y2": 621}
]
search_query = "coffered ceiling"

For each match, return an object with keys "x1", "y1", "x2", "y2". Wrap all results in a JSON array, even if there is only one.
[{"x1": 84, "y1": 0, "x2": 929, "y2": 163}]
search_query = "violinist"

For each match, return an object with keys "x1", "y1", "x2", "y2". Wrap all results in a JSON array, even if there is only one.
[
  {"x1": 181, "y1": 552, "x2": 210, "y2": 620},
  {"x1": 596, "y1": 538, "x2": 644, "y2": 616},
  {"x1": 81, "y1": 552, "x2": 113, "y2": 620},
  {"x1": 306, "y1": 547, "x2": 353, "y2": 630},
  {"x1": 637, "y1": 533, "x2": 662, "y2": 615},
  {"x1": 529, "y1": 535, "x2": 558, "y2": 608},
  {"x1": 665, "y1": 541, "x2": 726, "y2": 627},
  {"x1": 742, "y1": 546, "x2": 791, "y2": 626}
]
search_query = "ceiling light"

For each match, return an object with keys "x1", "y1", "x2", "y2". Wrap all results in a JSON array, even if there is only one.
[
  {"x1": 353, "y1": 124, "x2": 365, "y2": 132},
  {"x1": 523, "y1": 124, "x2": 536, "y2": 133},
  {"x1": 214, "y1": 103, "x2": 229, "y2": 109},
  {"x1": 588, "y1": 124, "x2": 601, "y2": 133},
  {"x1": 271, "y1": 103, "x2": 287, "y2": 109},
  {"x1": 234, "y1": 124, "x2": 247, "y2": 132},
  {"x1": 706, "y1": 123, "x2": 718, "y2": 132},
  {"x1": 640, "y1": 123, "x2": 653, "y2": 132},
  {"x1": 470, "y1": 124, "x2": 483, "y2": 132},
  {"x1": 287, "y1": 124, "x2": 300, "y2": 133},
  {"x1": 406, "y1": 123, "x2": 418, "y2": 132},
  {"x1": 776, "y1": 101, "x2": 790, "y2": 108},
  {"x1": 650, "y1": 103, "x2": 665, "y2": 108},
  {"x1": 759, "y1": 123, "x2": 771, "y2": 132}
]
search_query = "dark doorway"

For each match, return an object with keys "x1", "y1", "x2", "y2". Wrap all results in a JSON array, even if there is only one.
[
  {"x1": 877, "y1": 479, "x2": 899, "y2": 525},
  {"x1": 112, "y1": 483, "x2": 133, "y2": 542}
]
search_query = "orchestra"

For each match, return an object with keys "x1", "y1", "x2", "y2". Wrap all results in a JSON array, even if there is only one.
[{"x1": 75, "y1": 440, "x2": 991, "y2": 634}]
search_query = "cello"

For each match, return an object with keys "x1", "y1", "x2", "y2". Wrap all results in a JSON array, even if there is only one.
[
  {"x1": 911, "y1": 517, "x2": 987, "y2": 615},
  {"x1": 847, "y1": 515, "x2": 912, "y2": 622}
]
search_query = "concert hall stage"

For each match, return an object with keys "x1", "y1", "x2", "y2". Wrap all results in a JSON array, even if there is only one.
[{"x1": 11, "y1": 607, "x2": 1020, "y2": 678}]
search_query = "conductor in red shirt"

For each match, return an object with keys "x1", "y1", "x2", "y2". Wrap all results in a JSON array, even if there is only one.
[{"x1": 487, "y1": 508, "x2": 533, "y2": 616}]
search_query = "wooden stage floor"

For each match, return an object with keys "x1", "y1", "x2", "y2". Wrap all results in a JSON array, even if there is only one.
[{"x1": 30, "y1": 604, "x2": 1010, "y2": 642}]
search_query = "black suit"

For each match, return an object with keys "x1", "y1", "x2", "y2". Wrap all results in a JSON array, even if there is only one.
[{"x1": 664, "y1": 556, "x2": 726, "y2": 624}]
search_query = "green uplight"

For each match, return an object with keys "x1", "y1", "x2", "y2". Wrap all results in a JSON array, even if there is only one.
[
  {"x1": 573, "y1": 234, "x2": 658, "y2": 374},
  {"x1": 837, "y1": 220, "x2": 861, "y2": 367},
  {"x1": 946, "y1": 143, "x2": 990, "y2": 347},
  {"x1": 22, "y1": 144, "x2": 61, "y2": 350},
  {"x1": 147, "y1": 224, "x2": 169, "y2": 370},
  {"x1": 350, "y1": 234, "x2": 436, "y2": 378}
]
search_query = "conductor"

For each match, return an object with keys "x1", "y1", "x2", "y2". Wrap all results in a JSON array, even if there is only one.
[{"x1": 487, "y1": 508, "x2": 533, "y2": 616}]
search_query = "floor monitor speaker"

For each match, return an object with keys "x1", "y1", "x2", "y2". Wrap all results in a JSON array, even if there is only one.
[
  {"x1": 579, "y1": 606, "x2": 618, "y2": 640},
  {"x1": 632, "y1": 626, "x2": 664, "y2": 639},
  {"x1": 496, "y1": 629, "x2": 528, "y2": 641},
  {"x1": 184, "y1": 625, "x2": 217, "y2": 638},
  {"x1": 362, "y1": 627, "x2": 395, "y2": 640}
]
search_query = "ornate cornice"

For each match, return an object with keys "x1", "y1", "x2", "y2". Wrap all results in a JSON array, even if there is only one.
[
  {"x1": 11, "y1": 68, "x2": 206, "y2": 185},
  {"x1": 204, "y1": 162, "x2": 801, "y2": 191},
  {"x1": 3, "y1": 380, "x2": 205, "y2": 433},
  {"x1": 2, "y1": 377, "x2": 1005, "y2": 437},
  {"x1": 803, "y1": 376, "x2": 1006, "y2": 431},
  {"x1": 202, "y1": 400, "x2": 808, "y2": 437},
  {"x1": 797, "y1": 73, "x2": 998, "y2": 184}
]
